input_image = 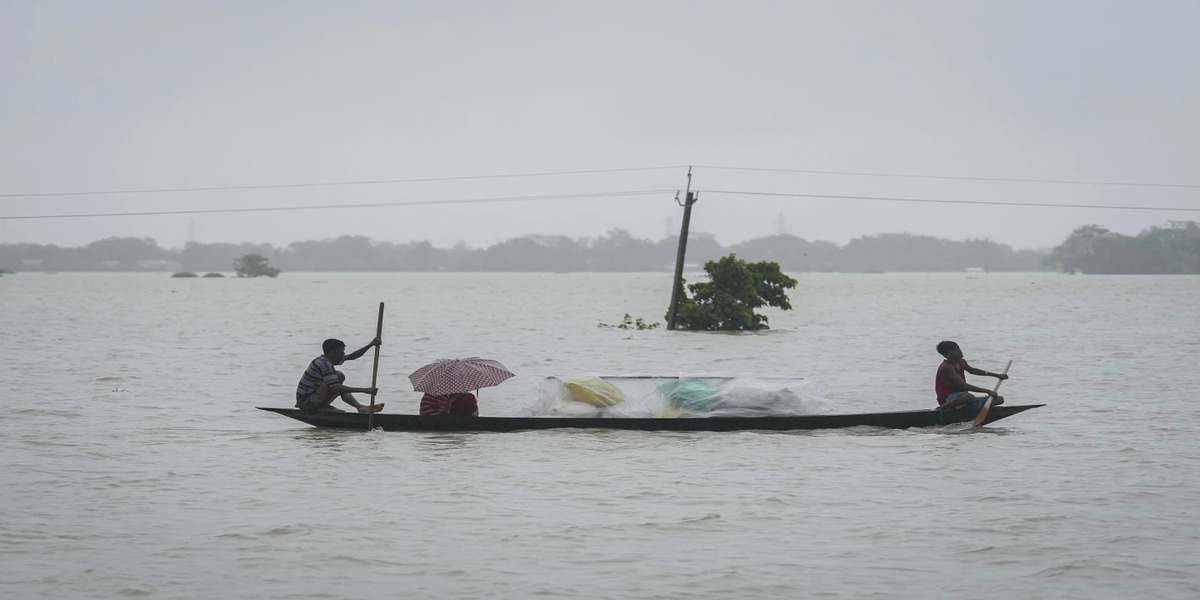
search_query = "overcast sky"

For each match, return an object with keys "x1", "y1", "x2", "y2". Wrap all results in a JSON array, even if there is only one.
[{"x1": 2, "y1": 0, "x2": 1198, "y2": 250}]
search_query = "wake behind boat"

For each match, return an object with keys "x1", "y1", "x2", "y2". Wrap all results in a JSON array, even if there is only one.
[{"x1": 256, "y1": 403, "x2": 1043, "y2": 432}]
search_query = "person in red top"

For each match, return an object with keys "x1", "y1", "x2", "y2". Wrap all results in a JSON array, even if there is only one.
[
  {"x1": 419, "y1": 392, "x2": 479, "y2": 416},
  {"x1": 935, "y1": 341, "x2": 1008, "y2": 410}
]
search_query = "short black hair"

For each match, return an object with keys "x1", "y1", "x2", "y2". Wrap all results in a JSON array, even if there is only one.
[
  {"x1": 322, "y1": 338, "x2": 346, "y2": 354},
  {"x1": 936, "y1": 340, "x2": 959, "y2": 356}
]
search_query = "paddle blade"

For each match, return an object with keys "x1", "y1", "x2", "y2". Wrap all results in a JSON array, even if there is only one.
[
  {"x1": 972, "y1": 359, "x2": 1012, "y2": 427},
  {"x1": 972, "y1": 397, "x2": 994, "y2": 426}
]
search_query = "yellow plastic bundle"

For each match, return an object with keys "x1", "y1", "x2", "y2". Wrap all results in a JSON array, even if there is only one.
[{"x1": 562, "y1": 377, "x2": 626, "y2": 407}]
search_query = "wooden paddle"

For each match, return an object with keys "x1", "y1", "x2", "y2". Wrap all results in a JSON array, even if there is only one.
[
  {"x1": 972, "y1": 360, "x2": 1012, "y2": 427},
  {"x1": 368, "y1": 302, "x2": 384, "y2": 431}
]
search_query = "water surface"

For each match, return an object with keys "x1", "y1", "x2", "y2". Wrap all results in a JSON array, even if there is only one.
[{"x1": 2, "y1": 272, "x2": 1197, "y2": 599}]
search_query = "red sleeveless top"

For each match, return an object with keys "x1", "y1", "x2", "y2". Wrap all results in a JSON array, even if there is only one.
[{"x1": 935, "y1": 359, "x2": 965, "y2": 405}]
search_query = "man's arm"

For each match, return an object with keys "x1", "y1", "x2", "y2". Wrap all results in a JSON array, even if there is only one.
[
  {"x1": 939, "y1": 362, "x2": 1001, "y2": 396},
  {"x1": 962, "y1": 360, "x2": 1009, "y2": 381},
  {"x1": 345, "y1": 337, "x2": 382, "y2": 361},
  {"x1": 322, "y1": 371, "x2": 378, "y2": 397}
]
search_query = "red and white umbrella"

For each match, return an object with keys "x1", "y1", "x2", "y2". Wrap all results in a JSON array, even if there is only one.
[{"x1": 408, "y1": 357, "x2": 515, "y2": 396}]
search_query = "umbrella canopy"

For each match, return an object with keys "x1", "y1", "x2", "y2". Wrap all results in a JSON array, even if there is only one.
[{"x1": 409, "y1": 357, "x2": 515, "y2": 396}]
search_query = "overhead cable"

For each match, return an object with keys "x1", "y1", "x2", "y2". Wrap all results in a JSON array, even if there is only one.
[
  {"x1": 694, "y1": 165, "x2": 1200, "y2": 190},
  {"x1": 0, "y1": 166, "x2": 688, "y2": 199},
  {"x1": 4, "y1": 187, "x2": 1196, "y2": 221},
  {"x1": 0, "y1": 189, "x2": 675, "y2": 220},
  {"x1": 700, "y1": 189, "x2": 1200, "y2": 212},
  {"x1": 5, "y1": 163, "x2": 1200, "y2": 199}
]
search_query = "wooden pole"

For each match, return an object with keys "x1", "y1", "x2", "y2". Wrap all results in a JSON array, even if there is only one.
[
  {"x1": 368, "y1": 302, "x2": 384, "y2": 431},
  {"x1": 666, "y1": 168, "x2": 696, "y2": 331},
  {"x1": 972, "y1": 360, "x2": 1012, "y2": 427}
]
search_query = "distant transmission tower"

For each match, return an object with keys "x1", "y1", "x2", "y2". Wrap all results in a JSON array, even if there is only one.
[
  {"x1": 666, "y1": 216, "x2": 673, "y2": 239},
  {"x1": 778, "y1": 212, "x2": 786, "y2": 236},
  {"x1": 187, "y1": 218, "x2": 196, "y2": 242}
]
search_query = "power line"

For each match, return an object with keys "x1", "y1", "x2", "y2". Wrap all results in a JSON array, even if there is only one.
[
  {"x1": 0, "y1": 189, "x2": 675, "y2": 220},
  {"x1": 6, "y1": 163, "x2": 1200, "y2": 200},
  {"x1": 695, "y1": 165, "x2": 1200, "y2": 190},
  {"x1": 701, "y1": 189, "x2": 1200, "y2": 212},
  {"x1": 0, "y1": 166, "x2": 688, "y2": 199},
  {"x1": 7, "y1": 186, "x2": 1190, "y2": 222}
]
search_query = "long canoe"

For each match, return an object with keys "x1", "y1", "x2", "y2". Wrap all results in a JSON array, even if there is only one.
[{"x1": 256, "y1": 404, "x2": 1043, "y2": 432}]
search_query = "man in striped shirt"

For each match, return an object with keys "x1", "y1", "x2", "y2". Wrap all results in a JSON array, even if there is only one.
[{"x1": 295, "y1": 337, "x2": 384, "y2": 412}]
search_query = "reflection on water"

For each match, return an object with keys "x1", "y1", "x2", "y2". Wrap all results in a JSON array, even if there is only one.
[
  {"x1": 411, "y1": 432, "x2": 480, "y2": 454},
  {"x1": 290, "y1": 429, "x2": 360, "y2": 452}
]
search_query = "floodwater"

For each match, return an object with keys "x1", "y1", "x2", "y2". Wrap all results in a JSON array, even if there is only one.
[{"x1": 2, "y1": 272, "x2": 1198, "y2": 599}]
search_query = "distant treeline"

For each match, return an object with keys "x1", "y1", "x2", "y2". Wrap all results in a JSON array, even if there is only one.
[
  {"x1": 1042, "y1": 221, "x2": 1200, "y2": 274},
  {"x1": 1, "y1": 230, "x2": 1047, "y2": 273}
]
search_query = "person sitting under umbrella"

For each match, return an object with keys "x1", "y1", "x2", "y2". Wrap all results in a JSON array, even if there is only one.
[
  {"x1": 295, "y1": 338, "x2": 384, "y2": 413},
  {"x1": 410, "y1": 357, "x2": 514, "y2": 417},
  {"x1": 419, "y1": 392, "x2": 479, "y2": 416}
]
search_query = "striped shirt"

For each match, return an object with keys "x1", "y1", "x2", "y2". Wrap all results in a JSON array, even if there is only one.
[{"x1": 297, "y1": 356, "x2": 340, "y2": 398}]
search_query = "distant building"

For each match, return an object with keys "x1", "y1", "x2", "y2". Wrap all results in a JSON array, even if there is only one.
[{"x1": 137, "y1": 259, "x2": 182, "y2": 271}]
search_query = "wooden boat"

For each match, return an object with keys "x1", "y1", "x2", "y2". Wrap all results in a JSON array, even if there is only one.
[{"x1": 257, "y1": 404, "x2": 1043, "y2": 432}]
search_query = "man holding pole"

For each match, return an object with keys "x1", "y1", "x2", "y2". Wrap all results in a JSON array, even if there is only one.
[
  {"x1": 935, "y1": 340, "x2": 1008, "y2": 410},
  {"x1": 295, "y1": 337, "x2": 384, "y2": 413}
]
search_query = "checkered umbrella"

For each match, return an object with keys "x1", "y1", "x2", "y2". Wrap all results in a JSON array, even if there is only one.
[{"x1": 408, "y1": 357, "x2": 515, "y2": 396}]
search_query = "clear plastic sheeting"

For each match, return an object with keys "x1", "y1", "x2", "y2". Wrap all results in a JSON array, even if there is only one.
[{"x1": 518, "y1": 375, "x2": 833, "y2": 418}]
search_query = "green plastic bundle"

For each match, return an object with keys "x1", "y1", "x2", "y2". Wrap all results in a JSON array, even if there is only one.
[{"x1": 657, "y1": 380, "x2": 722, "y2": 412}]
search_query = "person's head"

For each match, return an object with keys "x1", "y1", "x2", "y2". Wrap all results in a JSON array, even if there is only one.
[
  {"x1": 322, "y1": 338, "x2": 347, "y2": 364},
  {"x1": 936, "y1": 340, "x2": 963, "y2": 360}
]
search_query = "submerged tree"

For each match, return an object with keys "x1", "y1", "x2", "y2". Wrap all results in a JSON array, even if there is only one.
[
  {"x1": 671, "y1": 254, "x2": 798, "y2": 331},
  {"x1": 598, "y1": 314, "x2": 661, "y2": 330},
  {"x1": 234, "y1": 254, "x2": 280, "y2": 278}
]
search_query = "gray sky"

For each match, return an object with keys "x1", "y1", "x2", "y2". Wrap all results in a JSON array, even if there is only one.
[{"x1": 2, "y1": 0, "x2": 1198, "y2": 250}]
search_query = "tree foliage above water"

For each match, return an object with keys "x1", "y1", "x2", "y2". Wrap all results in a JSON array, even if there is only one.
[
  {"x1": 233, "y1": 254, "x2": 279, "y2": 278},
  {"x1": 598, "y1": 314, "x2": 661, "y2": 330},
  {"x1": 672, "y1": 254, "x2": 798, "y2": 331},
  {"x1": 1043, "y1": 221, "x2": 1200, "y2": 274}
]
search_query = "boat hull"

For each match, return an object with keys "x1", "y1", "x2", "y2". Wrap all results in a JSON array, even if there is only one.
[{"x1": 256, "y1": 404, "x2": 1043, "y2": 432}]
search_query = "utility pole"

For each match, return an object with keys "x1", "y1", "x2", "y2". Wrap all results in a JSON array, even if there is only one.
[{"x1": 666, "y1": 168, "x2": 698, "y2": 331}]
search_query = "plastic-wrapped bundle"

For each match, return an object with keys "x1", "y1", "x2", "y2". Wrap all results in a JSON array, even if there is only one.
[
  {"x1": 518, "y1": 376, "x2": 626, "y2": 418},
  {"x1": 657, "y1": 380, "x2": 722, "y2": 412},
  {"x1": 704, "y1": 375, "x2": 832, "y2": 417},
  {"x1": 518, "y1": 374, "x2": 833, "y2": 418},
  {"x1": 563, "y1": 377, "x2": 626, "y2": 407}
]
